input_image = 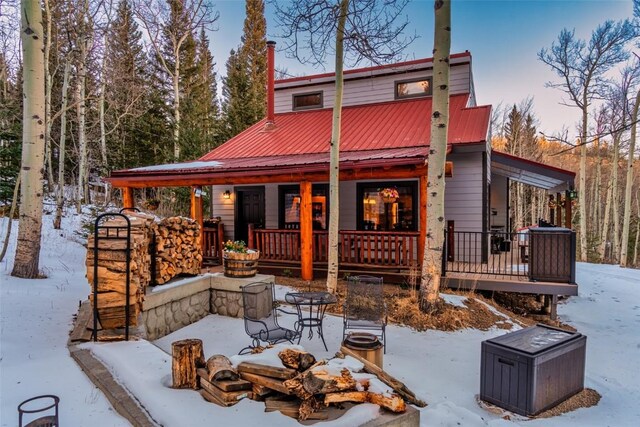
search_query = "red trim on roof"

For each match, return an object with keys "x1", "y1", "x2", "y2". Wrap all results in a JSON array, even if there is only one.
[
  {"x1": 492, "y1": 151, "x2": 576, "y2": 177},
  {"x1": 276, "y1": 52, "x2": 472, "y2": 85}
]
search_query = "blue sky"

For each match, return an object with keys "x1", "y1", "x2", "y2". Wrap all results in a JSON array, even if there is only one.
[{"x1": 208, "y1": 0, "x2": 634, "y2": 135}]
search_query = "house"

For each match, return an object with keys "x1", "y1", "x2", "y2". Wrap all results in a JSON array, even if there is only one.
[{"x1": 108, "y1": 42, "x2": 577, "y2": 314}]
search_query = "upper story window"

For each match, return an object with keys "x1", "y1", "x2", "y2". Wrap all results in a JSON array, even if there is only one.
[
  {"x1": 395, "y1": 77, "x2": 432, "y2": 99},
  {"x1": 293, "y1": 91, "x2": 323, "y2": 110}
]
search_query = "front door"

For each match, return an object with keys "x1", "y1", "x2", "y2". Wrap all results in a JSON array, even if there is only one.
[{"x1": 235, "y1": 187, "x2": 265, "y2": 244}]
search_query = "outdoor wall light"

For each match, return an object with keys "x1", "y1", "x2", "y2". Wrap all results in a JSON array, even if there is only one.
[{"x1": 223, "y1": 190, "x2": 231, "y2": 199}]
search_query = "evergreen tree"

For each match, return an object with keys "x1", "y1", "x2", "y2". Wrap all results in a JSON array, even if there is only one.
[
  {"x1": 104, "y1": 0, "x2": 148, "y2": 170},
  {"x1": 239, "y1": 0, "x2": 267, "y2": 124},
  {"x1": 220, "y1": 0, "x2": 267, "y2": 140},
  {"x1": 0, "y1": 53, "x2": 21, "y2": 204},
  {"x1": 221, "y1": 48, "x2": 251, "y2": 140}
]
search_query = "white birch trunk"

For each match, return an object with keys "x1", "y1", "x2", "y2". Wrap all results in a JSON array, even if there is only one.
[
  {"x1": 53, "y1": 60, "x2": 71, "y2": 230},
  {"x1": 325, "y1": 0, "x2": 348, "y2": 294},
  {"x1": 611, "y1": 134, "x2": 621, "y2": 261},
  {"x1": 12, "y1": 0, "x2": 46, "y2": 278},
  {"x1": 43, "y1": 0, "x2": 54, "y2": 192},
  {"x1": 76, "y1": 37, "x2": 88, "y2": 208},
  {"x1": 420, "y1": 0, "x2": 450, "y2": 310},
  {"x1": 620, "y1": 89, "x2": 640, "y2": 267},
  {"x1": 599, "y1": 181, "x2": 612, "y2": 260},
  {"x1": 578, "y1": 106, "x2": 588, "y2": 261},
  {"x1": 173, "y1": 63, "x2": 181, "y2": 160},
  {"x1": 633, "y1": 189, "x2": 639, "y2": 266}
]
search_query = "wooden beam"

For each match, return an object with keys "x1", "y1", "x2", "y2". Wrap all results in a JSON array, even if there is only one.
[
  {"x1": 565, "y1": 190, "x2": 572, "y2": 229},
  {"x1": 300, "y1": 181, "x2": 313, "y2": 281},
  {"x1": 107, "y1": 162, "x2": 453, "y2": 189},
  {"x1": 191, "y1": 186, "x2": 204, "y2": 251},
  {"x1": 556, "y1": 192, "x2": 562, "y2": 226},
  {"x1": 418, "y1": 174, "x2": 427, "y2": 264},
  {"x1": 121, "y1": 187, "x2": 134, "y2": 209}
]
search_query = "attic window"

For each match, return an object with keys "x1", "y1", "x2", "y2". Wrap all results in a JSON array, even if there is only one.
[
  {"x1": 395, "y1": 77, "x2": 432, "y2": 99},
  {"x1": 293, "y1": 91, "x2": 323, "y2": 110}
]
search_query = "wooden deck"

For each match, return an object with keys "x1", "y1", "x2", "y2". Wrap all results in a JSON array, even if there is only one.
[{"x1": 442, "y1": 272, "x2": 578, "y2": 296}]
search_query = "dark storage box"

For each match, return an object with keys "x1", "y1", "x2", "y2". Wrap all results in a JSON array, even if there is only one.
[
  {"x1": 529, "y1": 227, "x2": 576, "y2": 283},
  {"x1": 480, "y1": 324, "x2": 586, "y2": 416}
]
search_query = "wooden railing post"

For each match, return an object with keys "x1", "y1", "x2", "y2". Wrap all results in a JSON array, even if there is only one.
[
  {"x1": 190, "y1": 186, "x2": 204, "y2": 252},
  {"x1": 217, "y1": 221, "x2": 225, "y2": 263},
  {"x1": 556, "y1": 192, "x2": 562, "y2": 226},
  {"x1": 564, "y1": 190, "x2": 572, "y2": 229},
  {"x1": 248, "y1": 223, "x2": 255, "y2": 249},
  {"x1": 300, "y1": 181, "x2": 313, "y2": 280}
]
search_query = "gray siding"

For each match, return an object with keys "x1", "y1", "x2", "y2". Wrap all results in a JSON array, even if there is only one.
[
  {"x1": 490, "y1": 174, "x2": 508, "y2": 231},
  {"x1": 274, "y1": 64, "x2": 471, "y2": 114},
  {"x1": 444, "y1": 152, "x2": 484, "y2": 232},
  {"x1": 210, "y1": 184, "x2": 235, "y2": 240}
]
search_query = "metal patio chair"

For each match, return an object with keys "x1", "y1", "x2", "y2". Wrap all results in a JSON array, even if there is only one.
[
  {"x1": 343, "y1": 275, "x2": 387, "y2": 353},
  {"x1": 239, "y1": 282, "x2": 299, "y2": 354}
]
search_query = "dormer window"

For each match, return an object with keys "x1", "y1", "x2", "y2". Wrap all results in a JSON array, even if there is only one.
[
  {"x1": 395, "y1": 77, "x2": 432, "y2": 99},
  {"x1": 293, "y1": 91, "x2": 323, "y2": 110}
]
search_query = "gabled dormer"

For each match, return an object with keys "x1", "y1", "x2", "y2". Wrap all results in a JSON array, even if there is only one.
[{"x1": 273, "y1": 52, "x2": 475, "y2": 114}]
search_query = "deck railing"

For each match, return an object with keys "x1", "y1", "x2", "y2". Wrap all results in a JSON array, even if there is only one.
[
  {"x1": 202, "y1": 222, "x2": 225, "y2": 264},
  {"x1": 250, "y1": 229, "x2": 419, "y2": 267},
  {"x1": 443, "y1": 229, "x2": 576, "y2": 283}
]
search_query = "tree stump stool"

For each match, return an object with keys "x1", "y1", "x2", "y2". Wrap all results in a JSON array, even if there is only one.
[{"x1": 172, "y1": 339, "x2": 205, "y2": 389}]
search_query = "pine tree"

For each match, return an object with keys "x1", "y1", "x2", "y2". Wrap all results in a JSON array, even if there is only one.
[
  {"x1": 103, "y1": 0, "x2": 148, "y2": 170},
  {"x1": 221, "y1": 48, "x2": 251, "y2": 140},
  {"x1": 220, "y1": 0, "x2": 267, "y2": 140},
  {"x1": 0, "y1": 53, "x2": 22, "y2": 204},
  {"x1": 239, "y1": 0, "x2": 267, "y2": 124}
]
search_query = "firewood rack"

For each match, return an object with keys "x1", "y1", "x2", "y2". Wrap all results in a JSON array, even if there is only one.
[{"x1": 92, "y1": 212, "x2": 132, "y2": 341}]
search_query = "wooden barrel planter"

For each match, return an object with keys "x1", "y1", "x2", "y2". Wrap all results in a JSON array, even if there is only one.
[{"x1": 223, "y1": 250, "x2": 259, "y2": 278}]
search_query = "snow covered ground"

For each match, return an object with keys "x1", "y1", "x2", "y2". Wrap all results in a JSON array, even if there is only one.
[{"x1": 1, "y1": 214, "x2": 639, "y2": 426}]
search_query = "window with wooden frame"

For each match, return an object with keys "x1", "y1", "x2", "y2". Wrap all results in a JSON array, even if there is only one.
[
  {"x1": 395, "y1": 77, "x2": 432, "y2": 99},
  {"x1": 292, "y1": 91, "x2": 323, "y2": 110},
  {"x1": 279, "y1": 184, "x2": 329, "y2": 230},
  {"x1": 356, "y1": 182, "x2": 418, "y2": 231}
]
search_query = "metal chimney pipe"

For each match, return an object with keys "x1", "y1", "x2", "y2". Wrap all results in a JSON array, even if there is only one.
[{"x1": 266, "y1": 41, "x2": 276, "y2": 127}]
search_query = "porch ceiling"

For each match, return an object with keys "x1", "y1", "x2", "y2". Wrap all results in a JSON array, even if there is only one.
[{"x1": 491, "y1": 151, "x2": 575, "y2": 192}]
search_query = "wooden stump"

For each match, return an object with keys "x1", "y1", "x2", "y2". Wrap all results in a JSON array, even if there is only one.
[{"x1": 172, "y1": 339, "x2": 205, "y2": 389}]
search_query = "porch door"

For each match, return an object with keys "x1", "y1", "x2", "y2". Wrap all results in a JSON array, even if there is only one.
[{"x1": 235, "y1": 187, "x2": 265, "y2": 243}]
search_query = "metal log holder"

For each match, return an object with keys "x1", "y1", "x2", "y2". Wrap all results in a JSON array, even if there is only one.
[{"x1": 92, "y1": 213, "x2": 132, "y2": 341}]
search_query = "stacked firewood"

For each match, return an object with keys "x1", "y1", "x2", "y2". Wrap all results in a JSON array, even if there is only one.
[
  {"x1": 171, "y1": 342, "x2": 425, "y2": 421},
  {"x1": 86, "y1": 214, "x2": 203, "y2": 329},
  {"x1": 86, "y1": 213, "x2": 156, "y2": 329},
  {"x1": 155, "y1": 217, "x2": 203, "y2": 284}
]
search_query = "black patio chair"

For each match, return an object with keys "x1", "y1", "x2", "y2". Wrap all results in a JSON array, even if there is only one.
[
  {"x1": 343, "y1": 275, "x2": 387, "y2": 353},
  {"x1": 239, "y1": 282, "x2": 299, "y2": 354}
]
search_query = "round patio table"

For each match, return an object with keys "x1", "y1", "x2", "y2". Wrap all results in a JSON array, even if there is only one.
[{"x1": 284, "y1": 291, "x2": 337, "y2": 351}]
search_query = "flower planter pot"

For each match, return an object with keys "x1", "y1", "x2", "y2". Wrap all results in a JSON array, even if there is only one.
[
  {"x1": 223, "y1": 250, "x2": 259, "y2": 278},
  {"x1": 381, "y1": 196, "x2": 397, "y2": 204}
]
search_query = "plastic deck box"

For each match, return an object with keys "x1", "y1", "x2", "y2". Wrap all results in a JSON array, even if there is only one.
[{"x1": 480, "y1": 324, "x2": 586, "y2": 416}]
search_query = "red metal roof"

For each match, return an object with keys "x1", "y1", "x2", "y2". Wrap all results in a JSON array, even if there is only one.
[{"x1": 200, "y1": 94, "x2": 490, "y2": 161}]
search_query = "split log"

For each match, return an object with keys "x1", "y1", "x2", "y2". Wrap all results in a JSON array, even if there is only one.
[
  {"x1": 264, "y1": 397, "x2": 329, "y2": 420},
  {"x1": 279, "y1": 348, "x2": 316, "y2": 371},
  {"x1": 206, "y1": 355, "x2": 239, "y2": 381},
  {"x1": 237, "y1": 362, "x2": 297, "y2": 380},
  {"x1": 325, "y1": 391, "x2": 406, "y2": 413},
  {"x1": 302, "y1": 368, "x2": 356, "y2": 395},
  {"x1": 172, "y1": 339, "x2": 205, "y2": 389},
  {"x1": 199, "y1": 375, "x2": 252, "y2": 404},
  {"x1": 340, "y1": 345, "x2": 427, "y2": 407},
  {"x1": 239, "y1": 372, "x2": 292, "y2": 395}
]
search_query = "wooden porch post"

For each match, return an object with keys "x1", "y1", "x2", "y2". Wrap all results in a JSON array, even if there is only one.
[
  {"x1": 122, "y1": 187, "x2": 134, "y2": 209},
  {"x1": 300, "y1": 181, "x2": 313, "y2": 281},
  {"x1": 565, "y1": 190, "x2": 572, "y2": 229},
  {"x1": 556, "y1": 192, "x2": 562, "y2": 226},
  {"x1": 191, "y1": 187, "x2": 204, "y2": 252},
  {"x1": 418, "y1": 175, "x2": 428, "y2": 265}
]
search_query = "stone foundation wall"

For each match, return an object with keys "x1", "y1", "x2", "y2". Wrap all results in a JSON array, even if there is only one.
[
  {"x1": 141, "y1": 273, "x2": 274, "y2": 340},
  {"x1": 210, "y1": 290, "x2": 243, "y2": 318}
]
